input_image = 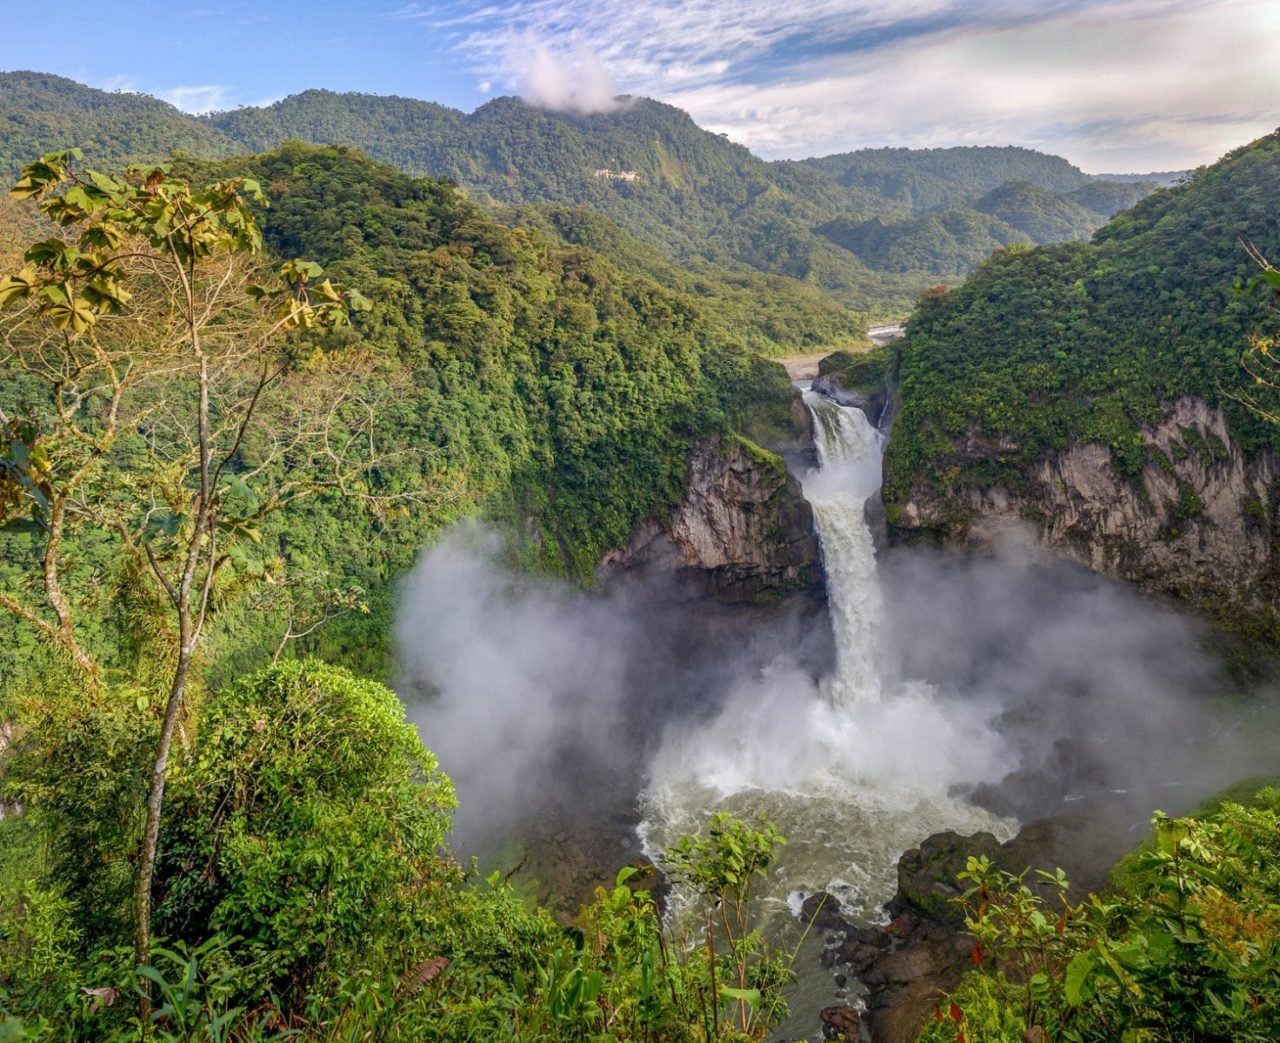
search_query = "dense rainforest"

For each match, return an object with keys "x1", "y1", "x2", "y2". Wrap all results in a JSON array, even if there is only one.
[
  {"x1": 0, "y1": 139, "x2": 843, "y2": 690},
  {"x1": 883, "y1": 129, "x2": 1280, "y2": 640},
  {"x1": 0, "y1": 142, "x2": 823, "y2": 1040},
  {"x1": 0, "y1": 65, "x2": 1278, "y2": 1043},
  {"x1": 0, "y1": 72, "x2": 1174, "y2": 316}
]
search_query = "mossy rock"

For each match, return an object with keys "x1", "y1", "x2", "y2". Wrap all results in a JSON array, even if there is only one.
[
  {"x1": 817, "y1": 345, "x2": 892, "y2": 395},
  {"x1": 897, "y1": 830, "x2": 1003, "y2": 926}
]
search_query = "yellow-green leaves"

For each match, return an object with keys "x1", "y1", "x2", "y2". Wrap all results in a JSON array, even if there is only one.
[
  {"x1": 39, "y1": 283, "x2": 97, "y2": 333},
  {"x1": 0, "y1": 267, "x2": 40, "y2": 308},
  {"x1": 8, "y1": 149, "x2": 80, "y2": 200},
  {"x1": 0, "y1": 152, "x2": 371, "y2": 340}
]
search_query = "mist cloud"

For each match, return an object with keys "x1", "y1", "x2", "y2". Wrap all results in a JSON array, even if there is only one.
[
  {"x1": 512, "y1": 39, "x2": 622, "y2": 114},
  {"x1": 395, "y1": 523, "x2": 1274, "y2": 866},
  {"x1": 394, "y1": 526, "x2": 831, "y2": 853}
]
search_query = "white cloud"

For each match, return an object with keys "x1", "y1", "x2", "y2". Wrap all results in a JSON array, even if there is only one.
[
  {"x1": 442, "y1": 0, "x2": 1280, "y2": 169},
  {"x1": 155, "y1": 84, "x2": 232, "y2": 115},
  {"x1": 509, "y1": 38, "x2": 621, "y2": 113}
]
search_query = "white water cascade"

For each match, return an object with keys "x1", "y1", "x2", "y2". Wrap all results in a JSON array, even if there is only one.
[
  {"x1": 805, "y1": 391, "x2": 887, "y2": 707},
  {"x1": 638, "y1": 388, "x2": 1014, "y2": 936}
]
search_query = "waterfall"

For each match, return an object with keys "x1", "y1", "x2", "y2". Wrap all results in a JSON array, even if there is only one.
[
  {"x1": 638, "y1": 383, "x2": 1012, "y2": 938},
  {"x1": 803, "y1": 392, "x2": 885, "y2": 707}
]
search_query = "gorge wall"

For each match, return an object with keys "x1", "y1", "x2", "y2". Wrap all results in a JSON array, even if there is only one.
[
  {"x1": 599, "y1": 434, "x2": 823, "y2": 603},
  {"x1": 888, "y1": 396, "x2": 1280, "y2": 637}
]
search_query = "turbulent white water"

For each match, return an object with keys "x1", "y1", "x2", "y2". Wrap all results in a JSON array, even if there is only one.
[
  {"x1": 806, "y1": 393, "x2": 887, "y2": 707},
  {"x1": 638, "y1": 389, "x2": 1014, "y2": 936}
]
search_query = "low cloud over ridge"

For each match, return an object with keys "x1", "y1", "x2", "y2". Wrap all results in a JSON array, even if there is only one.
[{"x1": 440, "y1": 0, "x2": 1280, "y2": 171}]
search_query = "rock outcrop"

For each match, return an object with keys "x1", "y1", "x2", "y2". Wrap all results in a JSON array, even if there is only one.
[
  {"x1": 812, "y1": 373, "x2": 888, "y2": 428},
  {"x1": 814, "y1": 816, "x2": 1131, "y2": 1043},
  {"x1": 599, "y1": 435, "x2": 822, "y2": 603},
  {"x1": 889, "y1": 397, "x2": 1280, "y2": 634}
]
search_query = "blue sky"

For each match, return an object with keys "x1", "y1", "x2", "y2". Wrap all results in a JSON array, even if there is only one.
[{"x1": 3, "y1": 0, "x2": 1277, "y2": 172}]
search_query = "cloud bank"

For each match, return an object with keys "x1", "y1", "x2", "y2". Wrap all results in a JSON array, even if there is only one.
[{"x1": 429, "y1": 0, "x2": 1280, "y2": 170}]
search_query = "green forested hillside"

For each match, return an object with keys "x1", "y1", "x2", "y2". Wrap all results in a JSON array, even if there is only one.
[
  {"x1": 205, "y1": 95, "x2": 1166, "y2": 295},
  {"x1": 0, "y1": 73, "x2": 1173, "y2": 314},
  {"x1": 0, "y1": 71, "x2": 241, "y2": 172},
  {"x1": 817, "y1": 209, "x2": 1029, "y2": 275},
  {"x1": 884, "y1": 129, "x2": 1280, "y2": 510},
  {"x1": 808, "y1": 160, "x2": 1160, "y2": 275},
  {"x1": 796, "y1": 144, "x2": 1093, "y2": 210},
  {"x1": 208, "y1": 93, "x2": 932, "y2": 313},
  {"x1": 973, "y1": 179, "x2": 1101, "y2": 241},
  {"x1": 0, "y1": 143, "x2": 823, "y2": 690}
]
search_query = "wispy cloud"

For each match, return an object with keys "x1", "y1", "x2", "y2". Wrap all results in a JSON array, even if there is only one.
[
  {"x1": 92, "y1": 73, "x2": 140, "y2": 94},
  {"x1": 424, "y1": 0, "x2": 1280, "y2": 169},
  {"x1": 155, "y1": 85, "x2": 233, "y2": 115}
]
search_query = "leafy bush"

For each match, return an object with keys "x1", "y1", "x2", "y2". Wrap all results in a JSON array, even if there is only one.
[
  {"x1": 155, "y1": 659, "x2": 455, "y2": 1000},
  {"x1": 919, "y1": 788, "x2": 1280, "y2": 1043}
]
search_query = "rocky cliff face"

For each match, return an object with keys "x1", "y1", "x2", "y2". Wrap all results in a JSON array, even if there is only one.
[
  {"x1": 889, "y1": 397, "x2": 1280, "y2": 634},
  {"x1": 598, "y1": 435, "x2": 822, "y2": 603}
]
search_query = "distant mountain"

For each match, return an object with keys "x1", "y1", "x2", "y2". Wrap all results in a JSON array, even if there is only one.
[
  {"x1": 816, "y1": 209, "x2": 1029, "y2": 276},
  {"x1": 199, "y1": 92, "x2": 1176, "y2": 299},
  {"x1": 795, "y1": 145, "x2": 1092, "y2": 211},
  {"x1": 0, "y1": 71, "x2": 240, "y2": 172},
  {"x1": 1094, "y1": 170, "x2": 1187, "y2": 186},
  {"x1": 973, "y1": 179, "x2": 1100, "y2": 241},
  {"x1": 0, "y1": 72, "x2": 1172, "y2": 313},
  {"x1": 205, "y1": 92, "x2": 931, "y2": 314}
]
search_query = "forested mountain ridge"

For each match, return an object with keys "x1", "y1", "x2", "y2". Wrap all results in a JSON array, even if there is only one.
[
  {"x1": 0, "y1": 71, "x2": 1172, "y2": 313},
  {"x1": 0, "y1": 70, "x2": 242, "y2": 171},
  {"x1": 0, "y1": 142, "x2": 828, "y2": 691},
  {"x1": 883, "y1": 129, "x2": 1280, "y2": 640},
  {"x1": 202, "y1": 91, "x2": 1168, "y2": 294},
  {"x1": 211, "y1": 91, "x2": 933, "y2": 314},
  {"x1": 796, "y1": 144, "x2": 1095, "y2": 208}
]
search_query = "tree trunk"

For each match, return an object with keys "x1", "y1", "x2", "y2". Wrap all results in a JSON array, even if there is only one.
[
  {"x1": 135, "y1": 297, "x2": 209, "y2": 1021},
  {"x1": 133, "y1": 638, "x2": 193, "y2": 1020}
]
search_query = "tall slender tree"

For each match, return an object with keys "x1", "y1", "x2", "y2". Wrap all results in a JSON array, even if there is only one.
[{"x1": 0, "y1": 150, "x2": 389, "y2": 1012}]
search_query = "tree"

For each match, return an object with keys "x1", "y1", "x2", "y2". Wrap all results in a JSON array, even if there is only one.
[
  {"x1": 1229, "y1": 240, "x2": 1280, "y2": 425},
  {"x1": 664, "y1": 811, "x2": 791, "y2": 1038},
  {"x1": 0, "y1": 149, "x2": 387, "y2": 1010},
  {"x1": 155, "y1": 658, "x2": 456, "y2": 1000}
]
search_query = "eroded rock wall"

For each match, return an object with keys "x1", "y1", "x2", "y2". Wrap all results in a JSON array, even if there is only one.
[
  {"x1": 890, "y1": 397, "x2": 1280, "y2": 630},
  {"x1": 599, "y1": 436, "x2": 822, "y2": 603}
]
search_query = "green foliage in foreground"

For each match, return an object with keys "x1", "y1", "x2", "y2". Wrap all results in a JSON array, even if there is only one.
[
  {"x1": 916, "y1": 789, "x2": 1280, "y2": 1043},
  {"x1": 0, "y1": 661, "x2": 795, "y2": 1041},
  {"x1": 884, "y1": 130, "x2": 1280, "y2": 515}
]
